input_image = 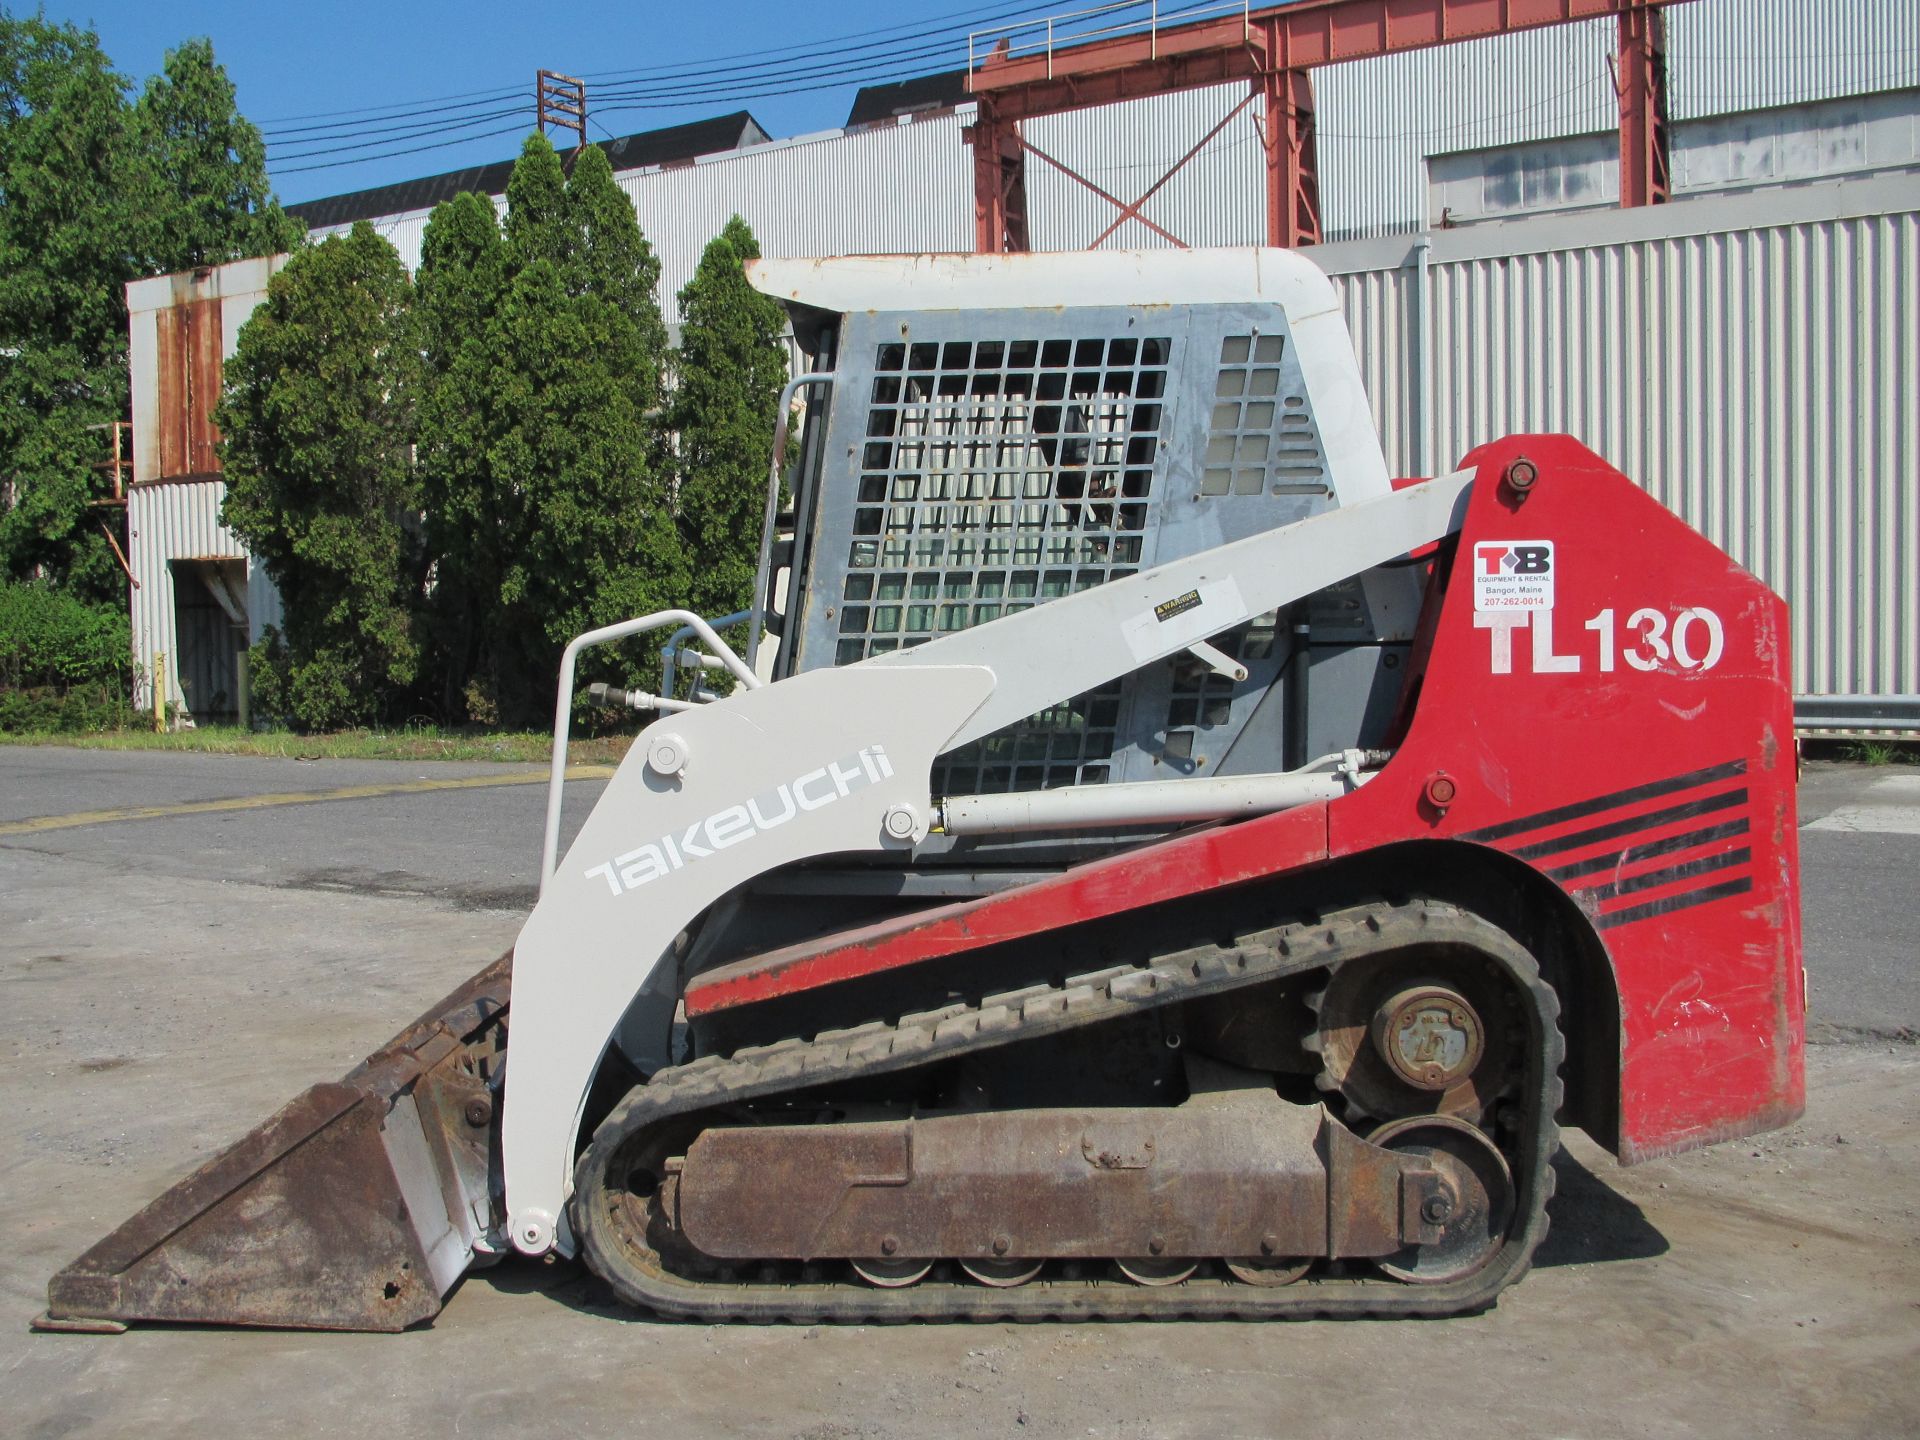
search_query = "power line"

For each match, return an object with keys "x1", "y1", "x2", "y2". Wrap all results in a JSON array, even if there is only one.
[
  {"x1": 589, "y1": 38, "x2": 994, "y2": 108},
  {"x1": 264, "y1": 0, "x2": 1247, "y2": 179},
  {"x1": 264, "y1": 90, "x2": 530, "y2": 141},
  {"x1": 277, "y1": 123, "x2": 535, "y2": 176},
  {"x1": 580, "y1": 4, "x2": 1225, "y2": 114},
  {"x1": 260, "y1": 0, "x2": 1072, "y2": 138},
  {"x1": 593, "y1": 63, "x2": 974, "y2": 120},
  {"x1": 583, "y1": 0, "x2": 1072, "y2": 92},
  {"x1": 272, "y1": 106, "x2": 530, "y2": 163},
  {"x1": 263, "y1": 0, "x2": 1408, "y2": 182},
  {"x1": 259, "y1": 82, "x2": 528, "y2": 129},
  {"x1": 268, "y1": 18, "x2": 1013, "y2": 168}
]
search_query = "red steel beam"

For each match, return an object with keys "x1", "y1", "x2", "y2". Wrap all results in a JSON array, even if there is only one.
[
  {"x1": 969, "y1": 0, "x2": 1680, "y2": 119},
  {"x1": 1616, "y1": 4, "x2": 1672, "y2": 206},
  {"x1": 969, "y1": 112, "x2": 1031, "y2": 253},
  {"x1": 1262, "y1": 66, "x2": 1323, "y2": 248},
  {"x1": 967, "y1": 0, "x2": 1686, "y2": 252}
]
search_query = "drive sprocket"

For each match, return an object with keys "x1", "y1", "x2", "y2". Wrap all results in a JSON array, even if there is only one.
[{"x1": 1306, "y1": 949, "x2": 1522, "y2": 1123}]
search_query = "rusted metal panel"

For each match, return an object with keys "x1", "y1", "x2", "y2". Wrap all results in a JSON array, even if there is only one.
[
  {"x1": 155, "y1": 297, "x2": 223, "y2": 480},
  {"x1": 676, "y1": 1095, "x2": 1432, "y2": 1261}
]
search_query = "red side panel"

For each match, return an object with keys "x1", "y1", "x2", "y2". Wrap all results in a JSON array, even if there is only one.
[
  {"x1": 686, "y1": 436, "x2": 1804, "y2": 1164},
  {"x1": 1326, "y1": 435, "x2": 1803, "y2": 1161},
  {"x1": 684, "y1": 806, "x2": 1331, "y2": 1017}
]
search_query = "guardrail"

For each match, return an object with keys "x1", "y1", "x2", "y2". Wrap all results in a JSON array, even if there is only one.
[
  {"x1": 1795, "y1": 695, "x2": 1920, "y2": 736},
  {"x1": 968, "y1": 0, "x2": 1251, "y2": 85}
]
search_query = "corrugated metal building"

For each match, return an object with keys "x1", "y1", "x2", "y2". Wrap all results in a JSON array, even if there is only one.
[
  {"x1": 128, "y1": 0, "x2": 1916, "y2": 721},
  {"x1": 125, "y1": 257, "x2": 288, "y2": 724},
  {"x1": 300, "y1": 0, "x2": 1919, "y2": 280},
  {"x1": 1013, "y1": 0, "x2": 1919, "y2": 248},
  {"x1": 1319, "y1": 174, "x2": 1917, "y2": 703}
]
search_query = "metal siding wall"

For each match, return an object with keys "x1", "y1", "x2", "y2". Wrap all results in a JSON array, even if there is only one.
[
  {"x1": 306, "y1": 210, "x2": 434, "y2": 273},
  {"x1": 1314, "y1": 18, "x2": 1618, "y2": 242},
  {"x1": 319, "y1": 122, "x2": 976, "y2": 307},
  {"x1": 1668, "y1": 0, "x2": 1920, "y2": 118},
  {"x1": 624, "y1": 117, "x2": 973, "y2": 307},
  {"x1": 1008, "y1": 0, "x2": 1919, "y2": 247},
  {"x1": 1325, "y1": 194, "x2": 1919, "y2": 700},
  {"x1": 1025, "y1": 85, "x2": 1265, "y2": 251},
  {"x1": 1335, "y1": 257, "x2": 1419, "y2": 473},
  {"x1": 128, "y1": 480, "x2": 250, "y2": 713}
]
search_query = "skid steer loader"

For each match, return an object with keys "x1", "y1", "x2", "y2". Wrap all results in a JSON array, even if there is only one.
[{"x1": 40, "y1": 247, "x2": 1802, "y2": 1331}]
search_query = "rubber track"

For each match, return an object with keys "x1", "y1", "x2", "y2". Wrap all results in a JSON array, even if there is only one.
[{"x1": 575, "y1": 898, "x2": 1564, "y2": 1322}]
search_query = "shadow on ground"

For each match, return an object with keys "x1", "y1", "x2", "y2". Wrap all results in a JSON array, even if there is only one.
[{"x1": 1533, "y1": 1145, "x2": 1669, "y2": 1268}]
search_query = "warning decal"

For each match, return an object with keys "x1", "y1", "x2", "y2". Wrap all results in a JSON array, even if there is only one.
[{"x1": 1154, "y1": 589, "x2": 1203, "y2": 623}]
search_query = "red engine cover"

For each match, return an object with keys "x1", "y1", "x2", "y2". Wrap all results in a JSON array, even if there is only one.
[{"x1": 1331, "y1": 434, "x2": 1803, "y2": 1161}]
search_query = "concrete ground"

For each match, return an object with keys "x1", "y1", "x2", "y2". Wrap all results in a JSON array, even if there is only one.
[{"x1": 1, "y1": 747, "x2": 1915, "y2": 1438}]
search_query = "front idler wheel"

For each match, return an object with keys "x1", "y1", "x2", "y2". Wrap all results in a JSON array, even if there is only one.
[{"x1": 1366, "y1": 1113, "x2": 1514, "y2": 1285}]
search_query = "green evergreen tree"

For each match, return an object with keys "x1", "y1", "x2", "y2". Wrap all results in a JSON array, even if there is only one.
[
  {"x1": 130, "y1": 38, "x2": 304, "y2": 272},
  {"x1": 0, "y1": 15, "x2": 139, "y2": 599},
  {"x1": 502, "y1": 132, "x2": 570, "y2": 270},
  {"x1": 0, "y1": 19, "x2": 302, "y2": 600},
  {"x1": 565, "y1": 143, "x2": 667, "y2": 413},
  {"x1": 414, "y1": 190, "x2": 508, "y2": 717},
  {"x1": 419, "y1": 134, "x2": 679, "y2": 725},
  {"x1": 215, "y1": 224, "x2": 419, "y2": 731},
  {"x1": 672, "y1": 216, "x2": 788, "y2": 620},
  {"x1": 479, "y1": 255, "x2": 681, "y2": 722}
]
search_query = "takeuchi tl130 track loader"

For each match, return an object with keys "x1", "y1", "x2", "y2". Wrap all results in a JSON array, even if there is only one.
[{"x1": 41, "y1": 248, "x2": 1803, "y2": 1331}]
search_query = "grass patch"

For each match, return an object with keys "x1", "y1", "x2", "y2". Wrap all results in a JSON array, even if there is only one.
[
  {"x1": 1841, "y1": 739, "x2": 1918, "y2": 766},
  {"x1": 0, "y1": 724, "x2": 635, "y2": 766},
  {"x1": 1803, "y1": 738, "x2": 1919, "y2": 767}
]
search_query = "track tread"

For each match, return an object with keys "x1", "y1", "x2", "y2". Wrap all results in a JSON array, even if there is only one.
[{"x1": 575, "y1": 897, "x2": 1563, "y2": 1323}]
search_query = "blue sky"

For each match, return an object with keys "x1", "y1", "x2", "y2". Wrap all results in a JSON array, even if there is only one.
[{"x1": 38, "y1": 0, "x2": 1078, "y2": 204}]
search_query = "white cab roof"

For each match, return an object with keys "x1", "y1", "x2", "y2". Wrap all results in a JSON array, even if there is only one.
[{"x1": 747, "y1": 248, "x2": 1342, "y2": 319}]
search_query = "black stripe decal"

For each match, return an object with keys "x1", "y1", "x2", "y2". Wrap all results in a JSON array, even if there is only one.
[
  {"x1": 1576, "y1": 846, "x2": 1750, "y2": 903},
  {"x1": 1596, "y1": 876, "x2": 1755, "y2": 930},
  {"x1": 1509, "y1": 788, "x2": 1748, "y2": 863},
  {"x1": 1545, "y1": 818, "x2": 1752, "y2": 883},
  {"x1": 1463, "y1": 758, "x2": 1748, "y2": 843}
]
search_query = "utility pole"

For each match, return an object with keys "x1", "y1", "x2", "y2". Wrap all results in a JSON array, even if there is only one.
[{"x1": 536, "y1": 70, "x2": 588, "y2": 153}]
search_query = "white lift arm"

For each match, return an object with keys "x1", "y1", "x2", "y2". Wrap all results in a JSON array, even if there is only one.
[{"x1": 501, "y1": 471, "x2": 1473, "y2": 1257}]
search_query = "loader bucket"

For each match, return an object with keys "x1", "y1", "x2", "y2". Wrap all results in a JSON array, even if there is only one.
[{"x1": 38, "y1": 953, "x2": 511, "y2": 1333}]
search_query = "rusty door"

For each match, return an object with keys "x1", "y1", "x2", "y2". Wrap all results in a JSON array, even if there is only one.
[{"x1": 156, "y1": 298, "x2": 223, "y2": 479}]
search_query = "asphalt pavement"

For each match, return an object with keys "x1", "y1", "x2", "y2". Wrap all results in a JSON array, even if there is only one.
[
  {"x1": 1794, "y1": 763, "x2": 1920, "y2": 1039},
  {"x1": 3, "y1": 745, "x2": 1911, "y2": 1036},
  {"x1": 0, "y1": 744, "x2": 609, "y2": 914}
]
